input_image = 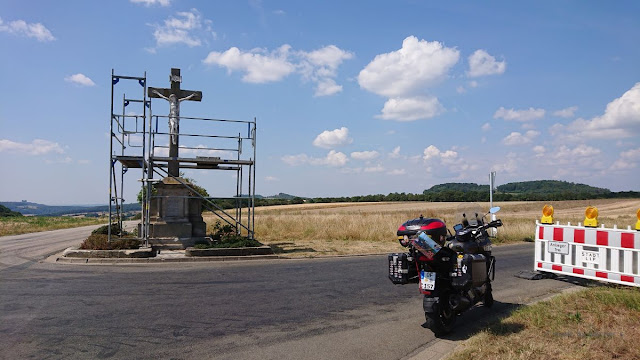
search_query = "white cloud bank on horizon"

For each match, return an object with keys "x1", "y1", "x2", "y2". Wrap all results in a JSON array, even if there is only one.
[
  {"x1": 64, "y1": 73, "x2": 95, "y2": 87},
  {"x1": 204, "y1": 44, "x2": 353, "y2": 96},
  {"x1": 358, "y1": 36, "x2": 459, "y2": 122},
  {"x1": 0, "y1": 139, "x2": 64, "y2": 155},
  {"x1": 0, "y1": 17, "x2": 55, "y2": 42},
  {"x1": 312, "y1": 127, "x2": 353, "y2": 149}
]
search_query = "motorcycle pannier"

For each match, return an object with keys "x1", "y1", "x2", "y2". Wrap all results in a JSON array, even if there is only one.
[
  {"x1": 388, "y1": 253, "x2": 417, "y2": 284},
  {"x1": 451, "y1": 254, "x2": 488, "y2": 289}
]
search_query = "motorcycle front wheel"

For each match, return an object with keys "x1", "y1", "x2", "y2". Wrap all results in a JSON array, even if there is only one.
[{"x1": 425, "y1": 300, "x2": 456, "y2": 336}]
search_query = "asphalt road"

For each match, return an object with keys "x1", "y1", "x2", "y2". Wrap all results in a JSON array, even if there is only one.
[{"x1": 0, "y1": 227, "x2": 579, "y2": 360}]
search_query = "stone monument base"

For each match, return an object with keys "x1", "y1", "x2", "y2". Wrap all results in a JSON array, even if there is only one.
[{"x1": 140, "y1": 177, "x2": 208, "y2": 249}]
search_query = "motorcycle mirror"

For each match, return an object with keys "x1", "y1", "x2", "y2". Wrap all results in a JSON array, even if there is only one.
[{"x1": 489, "y1": 206, "x2": 501, "y2": 214}]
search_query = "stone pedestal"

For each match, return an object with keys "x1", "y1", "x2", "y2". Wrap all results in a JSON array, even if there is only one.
[{"x1": 142, "y1": 177, "x2": 207, "y2": 249}]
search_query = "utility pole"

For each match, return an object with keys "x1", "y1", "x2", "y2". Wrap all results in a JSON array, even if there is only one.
[{"x1": 489, "y1": 171, "x2": 496, "y2": 219}]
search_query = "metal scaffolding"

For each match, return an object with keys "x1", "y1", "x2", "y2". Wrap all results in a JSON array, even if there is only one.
[{"x1": 109, "y1": 70, "x2": 256, "y2": 244}]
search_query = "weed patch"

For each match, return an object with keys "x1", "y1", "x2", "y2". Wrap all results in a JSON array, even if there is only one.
[
  {"x1": 80, "y1": 234, "x2": 140, "y2": 250},
  {"x1": 446, "y1": 286, "x2": 640, "y2": 360}
]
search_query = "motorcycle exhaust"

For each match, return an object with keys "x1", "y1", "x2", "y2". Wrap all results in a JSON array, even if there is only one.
[{"x1": 449, "y1": 294, "x2": 471, "y2": 312}]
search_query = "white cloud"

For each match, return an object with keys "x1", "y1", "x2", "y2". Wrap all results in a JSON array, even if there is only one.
[
  {"x1": 45, "y1": 156, "x2": 73, "y2": 164},
  {"x1": 204, "y1": 44, "x2": 352, "y2": 94},
  {"x1": 298, "y1": 45, "x2": 354, "y2": 96},
  {"x1": 553, "y1": 106, "x2": 578, "y2": 118},
  {"x1": 467, "y1": 49, "x2": 506, "y2": 77},
  {"x1": 388, "y1": 169, "x2": 406, "y2": 175},
  {"x1": 502, "y1": 130, "x2": 540, "y2": 145},
  {"x1": 0, "y1": 17, "x2": 55, "y2": 42},
  {"x1": 388, "y1": 146, "x2": 401, "y2": 158},
  {"x1": 281, "y1": 150, "x2": 348, "y2": 167},
  {"x1": 204, "y1": 45, "x2": 294, "y2": 83},
  {"x1": 364, "y1": 164, "x2": 385, "y2": 173},
  {"x1": 358, "y1": 36, "x2": 460, "y2": 98},
  {"x1": 422, "y1": 145, "x2": 458, "y2": 164},
  {"x1": 312, "y1": 127, "x2": 353, "y2": 149},
  {"x1": 0, "y1": 139, "x2": 64, "y2": 155},
  {"x1": 491, "y1": 153, "x2": 519, "y2": 174},
  {"x1": 545, "y1": 144, "x2": 602, "y2": 168},
  {"x1": 456, "y1": 86, "x2": 466, "y2": 94},
  {"x1": 64, "y1": 73, "x2": 95, "y2": 87},
  {"x1": 610, "y1": 147, "x2": 640, "y2": 171},
  {"x1": 494, "y1": 107, "x2": 545, "y2": 122},
  {"x1": 131, "y1": 0, "x2": 170, "y2": 6},
  {"x1": 620, "y1": 147, "x2": 640, "y2": 160},
  {"x1": 565, "y1": 82, "x2": 640, "y2": 139},
  {"x1": 377, "y1": 96, "x2": 444, "y2": 122},
  {"x1": 351, "y1": 150, "x2": 379, "y2": 161},
  {"x1": 152, "y1": 9, "x2": 214, "y2": 48},
  {"x1": 469, "y1": 80, "x2": 479, "y2": 88},
  {"x1": 316, "y1": 150, "x2": 348, "y2": 167},
  {"x1": 314, "y1": 79, "x2": 342, "y2": 97},
  {"x1": 533, "y1": 145, "x2": 546, "y2": 157},
  {"x1": 555, "y1": 144, "x2": 600, "y2": 158},
  {"x1": 265, "y1": 176, "x2": 279, "y2": 182},
  {"x1": 481, "y1": 123, "x2": 491, "y2": 131},
  {"x1": 281, "y1": 153, "x2": 309, "y2": 166}
]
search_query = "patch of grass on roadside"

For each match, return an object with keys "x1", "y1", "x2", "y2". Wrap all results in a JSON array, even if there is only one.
[
  {"x1": 0, "y1": 216, "x2": 106, "y2": 237},
  {"x1": 446, "y1": 286, "x2": 640, "y2": 360}
]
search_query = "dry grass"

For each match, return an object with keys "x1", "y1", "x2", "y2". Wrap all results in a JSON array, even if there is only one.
[
  {"x1": 0, "y1": 216, "x2": 107, "y2": 237},
  {"x1": 203, "y1": 199, "x2": 640, "y2": 257},
  {"x1": 446, "y1": 286, "x2": 640, "y2": 360}
]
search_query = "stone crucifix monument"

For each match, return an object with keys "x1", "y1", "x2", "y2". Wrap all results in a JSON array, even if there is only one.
[{"x1": 145, "y1": 68, "x2": 207, "y2": 249}]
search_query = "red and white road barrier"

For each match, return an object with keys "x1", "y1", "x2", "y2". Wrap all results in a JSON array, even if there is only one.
[{"x1": 535, "y1": 221, "x2": 640, "y2": 287}]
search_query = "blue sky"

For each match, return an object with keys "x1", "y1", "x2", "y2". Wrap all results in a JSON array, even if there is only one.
[{"x1": 1, "y1": 0, "x2": 639, "y2": 205}]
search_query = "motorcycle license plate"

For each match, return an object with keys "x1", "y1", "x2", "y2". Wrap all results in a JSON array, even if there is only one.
[{"x1": 420, "y1": 271, "x2": 436, "y2": 291}]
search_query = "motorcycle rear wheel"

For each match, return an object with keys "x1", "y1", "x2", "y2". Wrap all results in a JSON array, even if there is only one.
[{"x1": 425, "y1": 301, "x2": 456, "y2": 336}]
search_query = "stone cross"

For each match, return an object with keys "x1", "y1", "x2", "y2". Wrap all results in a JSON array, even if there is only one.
[{"x1": 148, "y1": 68, "x2": 202, "y2": 177}]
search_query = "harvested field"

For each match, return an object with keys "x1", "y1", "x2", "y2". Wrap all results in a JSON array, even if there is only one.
[{"x1": 203, "y1": 199, "x2": 640, "y2": 257}]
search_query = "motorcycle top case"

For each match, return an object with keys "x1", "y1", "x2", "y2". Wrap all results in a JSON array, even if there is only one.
[
  {"x1": 451, "y1": 253, "x2": 488, "y2": 290},
  {"x1": 397, "y1": 217, "x2": 447, "y2": 247},
  {"x1": 388, "y1": 253, "x2": 417, "y2": 284}
]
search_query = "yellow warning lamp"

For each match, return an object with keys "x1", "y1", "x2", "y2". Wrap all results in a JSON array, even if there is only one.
[
  {"x1": 541, "y1": 204, "x2": 554, "y2": 224},
  {"x1": 584, "y1": 206, "x2": 598, "y2": 228},
  {"x1": 635, "y1": 208, "x2": 640, "y2": 231}
]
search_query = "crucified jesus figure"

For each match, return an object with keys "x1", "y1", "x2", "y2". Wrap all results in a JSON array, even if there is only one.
[{"x1": 151, "y1": 90, "x2": 198, "y2": 145}]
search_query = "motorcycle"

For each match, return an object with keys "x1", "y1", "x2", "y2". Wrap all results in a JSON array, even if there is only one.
[{"x1": 388, "y1": 205, "x2": 502, "y2": 335}]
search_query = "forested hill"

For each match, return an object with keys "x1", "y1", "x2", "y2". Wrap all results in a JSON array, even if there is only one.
[
  {"x1": 0, "y1": 204, "x2": 23, "y2": 217},
  {"x1": 496, "y1": 180, "x2": 610, "y2": 195},
  {"x1": 420, "y1": 180, "x2": 628, "y2": 202}
]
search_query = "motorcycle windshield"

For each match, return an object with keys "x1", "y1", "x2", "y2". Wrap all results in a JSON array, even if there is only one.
[{"x1": 455, "y1": 203, "x2": 485, "y2": 228}]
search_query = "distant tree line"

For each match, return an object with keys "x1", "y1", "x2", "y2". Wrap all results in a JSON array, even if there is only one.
[{"x1": 201, "y1": 180, "x2": 638, "y2": 210}]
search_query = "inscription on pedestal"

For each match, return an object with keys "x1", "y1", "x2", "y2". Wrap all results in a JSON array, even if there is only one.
[{"x1": 165, "y1": 198, "x2": 182, "y2": 218}]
